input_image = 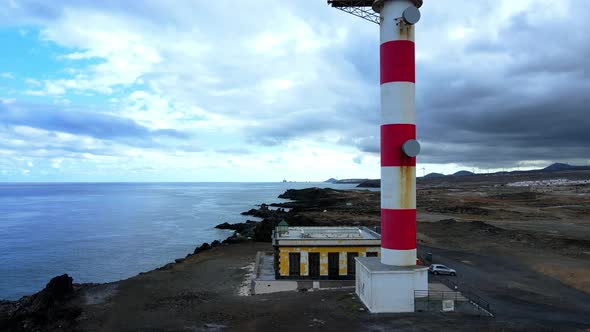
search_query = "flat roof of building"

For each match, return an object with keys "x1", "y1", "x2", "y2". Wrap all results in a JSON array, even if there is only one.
[
  {"x1": 276, "y1": 226, "x2": 380, "y2": 240},
  {"x1": 273, "y1": 226, "x2": 381, "y2": 246}
]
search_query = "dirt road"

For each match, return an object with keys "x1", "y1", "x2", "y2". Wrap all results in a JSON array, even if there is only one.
[{"x1": 423, "y1": 245, "x2": 590, "y2": 328}]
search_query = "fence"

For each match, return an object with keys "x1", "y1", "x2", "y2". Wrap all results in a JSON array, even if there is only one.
[
  {"x1": 438, "y1": 277, "x2": 493, "y2": 316},
  {"x1": 414, "y1": 279, "x2": 494, "y2": 316}
]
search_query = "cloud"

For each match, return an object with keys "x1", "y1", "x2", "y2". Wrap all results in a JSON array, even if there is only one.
[
  {"x1": 0, "y1": 0, "x2": 588, "y2": 181},
  {"x1": 216, "y1": 148, "x2": 252, "y2": 155},
  {"x1": 353, "y1": 1, "x2": 590, "y2": 167},
  {"x1": 0, "y1": 101, "x2": 188, "y2": 141},
  {"x1": 353, "y1": 155, "x2": 363, "y2": 165}
]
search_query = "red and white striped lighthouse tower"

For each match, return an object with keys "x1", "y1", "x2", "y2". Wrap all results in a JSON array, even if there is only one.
[
  {"x1": 328, "y1": 0, "x2": 427, "y2": 313},
  {"x1": 375, "y1": 0, "x2": 422, "y2": 267}
]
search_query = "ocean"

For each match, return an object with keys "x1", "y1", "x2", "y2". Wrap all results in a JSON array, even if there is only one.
[{"x1": 0, "y1": 182, "x2": 359, "y2": 300}]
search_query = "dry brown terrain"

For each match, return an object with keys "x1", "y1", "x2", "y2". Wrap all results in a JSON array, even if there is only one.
[
  {"x1": 416, "y1": 171, "x2": 590, "y2": 296},
  {"x1": 2, "y1": 169, "x2": 590, "y2": 331},
  {"x1": 73, "y1": 243, "x2": 537, "y2": 331}
]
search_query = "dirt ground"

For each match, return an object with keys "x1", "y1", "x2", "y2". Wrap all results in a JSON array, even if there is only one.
[
  {"x1": 416, "y1": 171, "x2": 590, "y2": 297},
  {"x1": 74, "y1": 241, "x2": 589, "y2": 332},
  {"x1": 79, "y1": 170, "x2": 590, "y2": 331},
  {"x1": 4, "y1": 170, "x2": 590, "y2": 331}
]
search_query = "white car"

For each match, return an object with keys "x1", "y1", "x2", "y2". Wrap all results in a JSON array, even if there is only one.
[{"x1": 429, "y1": 264, "x2": 456, "y2": 276}]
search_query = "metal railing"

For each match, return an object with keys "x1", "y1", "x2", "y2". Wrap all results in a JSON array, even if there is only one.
[
  {"x1": 414, "y1": 290, "x2": 493, "y2": 316},
  {"x1": 462, "y1": 290, "x2": 493, "y2": 316},
  {"x1": 437, "y1": 277, "x2": 493, "y2": 316},
  {"x1": 415, "y1": 290, "x2": 467, "y2": 302},
  {"x1": 414, "y1": 290, "x2": 494, "y2": 317}
]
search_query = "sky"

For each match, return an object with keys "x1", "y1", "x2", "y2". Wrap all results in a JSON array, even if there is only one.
[{"x1": 0, "y1": 0, "x2": 589, "y2": 182}]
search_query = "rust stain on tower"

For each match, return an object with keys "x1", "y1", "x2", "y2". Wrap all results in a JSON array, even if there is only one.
[
  {"x1": 399, "y1": 21, "x2": 413, "y2": 40},
  {"x1": 399, "y1": 166, "x2": 413, "y2": 208}
]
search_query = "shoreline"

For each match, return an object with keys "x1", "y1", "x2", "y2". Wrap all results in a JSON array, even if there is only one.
[
  {"x1": 0, "y1": 218, "x2": 262, "y2": 331},
  {"x1": 0, "y1": 186, "x2": 352, "y2": 331},
  {"x1": 1, "y1": 224, "x2": 249, "y2": 303},
  {"x1": 0, "y1": 182, "x2": 346, "y2": 303},
  {"x1": 0, "y1": 187, "x2": 300, "y2": 330},
  {"x1": 3, "y1": 176, "x2": 590, "y2": 330},
  {"x1": 0, "y1": 227, "x2": 237, "y2": 303}
]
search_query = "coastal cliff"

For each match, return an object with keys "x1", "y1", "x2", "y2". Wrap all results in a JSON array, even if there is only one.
[{"x1": 215, "y1": 187, "x2": 381, "y2": 242}]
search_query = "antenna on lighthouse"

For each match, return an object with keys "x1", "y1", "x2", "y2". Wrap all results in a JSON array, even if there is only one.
[
  {"x1": 327, "y1": 0, "x2": 380, "y2": 24},
  {"x1": 328, "y1": 0, "x2": 423, "y2": 24}
]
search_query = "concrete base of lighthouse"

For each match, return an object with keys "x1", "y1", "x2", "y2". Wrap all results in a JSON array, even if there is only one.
[{"x1": 355, "y1": 257, "x2": 428, "y2": 313}]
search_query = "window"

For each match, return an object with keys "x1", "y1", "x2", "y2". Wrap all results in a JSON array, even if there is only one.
[
  {"x1": 288, "y1": 253, "x2": 300, "y2": 277},
  {"x1": 308, "y1": 253, "x2": 320, "y2": 278},
  {"x1": 328, "y1": 252, "x2": 339, "y2": 279},
  {"x1": 347, "y1": 252, "x2": 359, "y2": 275}
]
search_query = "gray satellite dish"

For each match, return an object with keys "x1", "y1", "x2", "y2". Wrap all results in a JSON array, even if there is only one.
[
  {"x1": 402, "y1": 6, "x2": 421, "y2": 25},
  {"x1": 402, "y1": 139, "x2": 420, "y2": 157}
]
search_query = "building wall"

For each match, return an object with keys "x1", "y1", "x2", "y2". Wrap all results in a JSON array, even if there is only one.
[
  {"x1": 277, "y1": 246, "x2": 381, "y2": 278},
  {"x1": 356, "y1": 258, "x2": 429, "y2": 313}
]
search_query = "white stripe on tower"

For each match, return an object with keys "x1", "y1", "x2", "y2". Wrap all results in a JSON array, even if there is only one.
[
  {"x1": 381, "y1": 83, "x2": 415, "y2": 124},
  {"x1": 379, "y1": 0, "x2": 418, "y2": 266}
]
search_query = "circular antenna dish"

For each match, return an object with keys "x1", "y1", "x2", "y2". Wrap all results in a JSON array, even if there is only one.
[
  {"x1": 402, "y1": 6, "x2": 421, "y2": 25},
  {"x1": 402, "y1": 139, "x2": 421, "y2": 157}
]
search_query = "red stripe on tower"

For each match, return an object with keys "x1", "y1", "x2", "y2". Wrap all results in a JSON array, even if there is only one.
[
  {"x1": 380, "y1": 40, "x2": 415, "y2": 84},
  {"x1": 380, "y1": 209, "x2": 416, "y2": 250},
  {"x1": 381, "y1": 124, "x2": 416, "y2": 167}
]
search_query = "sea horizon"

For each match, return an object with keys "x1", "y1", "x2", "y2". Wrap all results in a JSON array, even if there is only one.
[
  {"x1": 0, "y1": 181, "x2": 360, "y2": 300},
  {"x1": 0, "y1": 181, "x2": 343, "y2": 184}
]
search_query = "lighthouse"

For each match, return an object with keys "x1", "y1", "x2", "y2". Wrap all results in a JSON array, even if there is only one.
[
  {"x1": 376, "y1": 0, "x2": 420, "y2": 267},
  {"x1": 328, "y1": 0, "x2": 428, "y2": 313}
]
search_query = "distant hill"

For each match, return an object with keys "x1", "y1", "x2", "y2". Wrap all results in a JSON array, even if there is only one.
[
  {"x1": 543, "y1": 163, "x2": 577, "y2": 172},
  {"x1": 453, "y1": 170, "x2": 474, "y2": 177},
  {"x1": 323, "y1": 178, "x2": 338, "y2": 183},
  {"x1": 334, "y1": 178, "x2": 369, "y2": 184},
  {"x1": 341, "y1": 163, "x2": 590, "y2": 189},
  {"x1": 424, "y1": 173, "x2": 445, "y2": 178},
  {"x1": 357, "y1": 179, "x2": 380, "y2": 188}
]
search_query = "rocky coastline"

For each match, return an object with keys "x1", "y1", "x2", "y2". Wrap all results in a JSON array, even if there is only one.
[
  {"x1": 0, "y1": 187, "x2": 357, "y2": 331},
  {"x1": 3, "y1": 172, "x2": 590, "y2": 330},
  {"x1": 214, "y1": 187, "x2": 380, "y2": 241},
  {"x1": 356, "y1": 179, "x2": 380, "y2": 188},
  {"x1": 0, "y1": 233, "x2": 247, "y2": 331}
]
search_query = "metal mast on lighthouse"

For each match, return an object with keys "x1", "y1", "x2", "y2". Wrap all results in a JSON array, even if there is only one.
[{"x1": 328, "y1": 0, "x2": 422, "y2": 267}]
